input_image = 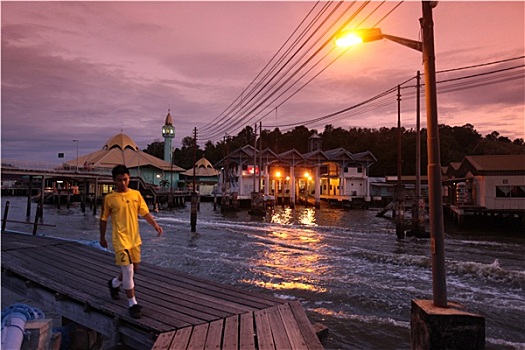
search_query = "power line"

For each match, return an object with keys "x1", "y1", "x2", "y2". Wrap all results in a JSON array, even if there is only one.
[
  {"x1": 200, "y1": 1, "x2": 329, "y2": 133},
  {"x1": 436, "y1": 55, "x2": 524, "y2": 74},
  {"x1": 200, "y1": 1, "x2": 362, "y2": 138},
  {"x1": 262, "y1": 59, "x2": 524, "y2": 132},
  {"x1": 200, "y1": 1, "x2": 407, "y2": 142}
]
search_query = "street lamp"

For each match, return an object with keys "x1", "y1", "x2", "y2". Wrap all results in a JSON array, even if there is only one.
[
  {"x1": 275, "y1": 171, "x2": 281, "y2": 204},
  {"x1": 72, "y1": 140, "x2": 79, "y2": 172},
  {"x1": 335, "y1": 2, "x2": 446, "y2": 307}
]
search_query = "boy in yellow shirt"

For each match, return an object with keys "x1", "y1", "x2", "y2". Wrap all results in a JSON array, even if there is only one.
[{"x1": 100, "y1": 165, "x2": 163, "y2": 319}]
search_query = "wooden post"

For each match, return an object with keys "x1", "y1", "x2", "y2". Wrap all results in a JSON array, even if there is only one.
[
  {"x1": 2, "y1": 201, "x2": 9, "y2": 232},
  {"x1": 81, "y1": 179, "x2": 87, "y2": 213},
  {"x1": 33, "y1": 203, "x2": 41, "y2": 235},
  {"x1": 191, "y1": 192, "x2": 198, "y2": 232},
  {"x1": 93, "y1": 177, "x2": 98, "y2": 216},
  {"x1": 191, "y1": 127, "x2": 198, "y2": 231},
  {"x1": 26, "y1": 175, "x2": 33, "y2": 219},
  {"x1": 40, "y1": 175, "x2": 45, "y2": 223},
  {"x1": 66, "y1": 180, "x2": 71, "y2": 210}
]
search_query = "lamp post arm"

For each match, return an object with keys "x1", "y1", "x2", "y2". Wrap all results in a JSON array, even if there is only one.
[{"x1": 382, "y1": 34, "x2": 422, "y2": 52}]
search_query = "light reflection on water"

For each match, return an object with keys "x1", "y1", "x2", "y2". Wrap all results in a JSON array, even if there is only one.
[{"x1": 247, "y1": 209, "x2": 326, "y2": 292}]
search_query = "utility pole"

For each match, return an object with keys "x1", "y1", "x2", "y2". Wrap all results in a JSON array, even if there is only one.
[
  {"x1": 190, "y1": 127, "x2": 198, "y2": 232},
  {"x1": 259, "y1": 121, "x2": 262, "y2": 194},
  {"x1": 413, "y1": 71, "x2": 426, "y2": 236},
  {"x1": 396, "y1": 85, "x2": 405, "y2": 239},
  {"x1": 253, "y1": 123, "x2": 257, "y2": 194},
  {"x1": 422, "y1": 0, "x2": 447, "y2": 307}
]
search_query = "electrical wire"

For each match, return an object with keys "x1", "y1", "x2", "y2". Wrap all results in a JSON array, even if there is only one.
[
  {"x1": 200, "y1": 1, "x2": 406, "y2": 142},
  {"x1": 200, "y1": 1, "x2": 363, "y2": 138},
  {"x1": 263, "y1": 60, "x2": 524, "y2": 132}
]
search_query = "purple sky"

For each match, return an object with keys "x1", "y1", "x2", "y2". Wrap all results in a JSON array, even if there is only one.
[{"x1": 2, "y1": 1, "x2": 524, "y2": 164}]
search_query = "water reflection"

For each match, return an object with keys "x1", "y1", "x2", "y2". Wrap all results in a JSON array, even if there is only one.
[
  {"x1": 299, "y1": 208, "x2": 316, "y2": 226},
  {"x1": 270, "y1": 208, "x2": 293, "y2": 225},
  {"x1": 245, "y1": 208, "x2": 326, "y2": 293},
  {"x1": 270, "y1": 207, "x2": 317, "y2": 226}
]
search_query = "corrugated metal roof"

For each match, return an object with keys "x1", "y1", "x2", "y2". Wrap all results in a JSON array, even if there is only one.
[{"x1": 465, "y1": 155, "x2": 525, "y2": 171}]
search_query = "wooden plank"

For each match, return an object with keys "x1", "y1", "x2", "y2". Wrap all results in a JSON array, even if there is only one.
[
  {"x1": 187, "y1": 323, "x2": 209, "y2": 350},
  {"x1": 288, "y1": 301, "x2": 324, "y2": 350},
  {"x1": 152, "y1": 330, "x2": 176, "y2": 350},
  {"x1": 254, "y1": 309, "x2": 274, "y2": 350},
  {"x1": 1, "y1": 274, "x2": 121, "y2": 337},
  {"x1": 40, "y1": 245, "x2": 239, "y2": 320},
  {"x1": 204, "y1": 319, "x2": 223, "y2": 350},
  {"x1": 51, "y1": 243, "x2": 257, "y2": 316},
  {"x1": 141, "y1": 267, "x2": 279, "y2": 310},
  {"x1": 2, "y1": 251, "x2": 183, "y2": 331},
  {"x1": 4, "y1": 233, "x2": 281, "y2": 311},
  {"x1": 1, "y1": 232, "x2": 67, "y2": 250},
  {"x1": 169, "y1": 327, "x2": 193, "y2": 350},
  {"x1": 276, "y1": 303, "x2": 307, "y2": 349},
  {"x1": 6, "y1": 247, "x2": 204, "y2": 328},
  {"x1": 140, "y1": 263, "x2": 282, "y2": 305},
  {"x1": 222, "y1": 315, "x2": 239, "y2": 350},
  {"x1": 266, "y1": 306, "x2": 291, "y2": 350},
  {"x1": 239, "y1": 312, "x2": 255, "y2": 350}
]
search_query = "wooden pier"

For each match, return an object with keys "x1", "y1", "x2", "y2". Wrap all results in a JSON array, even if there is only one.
[{"x1": 1, "y1": 232, "x2": 324, "y2": 349}]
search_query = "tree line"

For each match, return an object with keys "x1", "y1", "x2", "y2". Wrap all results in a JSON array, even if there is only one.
[{"x1": 143, "y1": 123, "x2": 524, "y2": 177}]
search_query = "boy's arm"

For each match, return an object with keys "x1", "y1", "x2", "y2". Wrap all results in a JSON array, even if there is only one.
[
  {"x1": 99, "y1": 220, "x2": 108, "y2": 248},
  {"x1": 143, "y1": 213, "x2": 163, "y2": 236}
]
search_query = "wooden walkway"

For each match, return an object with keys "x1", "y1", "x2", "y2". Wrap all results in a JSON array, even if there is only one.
[{"x1": 1, "y1": 232, "x2": 324, "y2": 349}]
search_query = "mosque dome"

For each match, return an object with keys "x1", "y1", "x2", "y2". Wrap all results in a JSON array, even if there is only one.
[{"x1": 103, "y1": 133, "x2": 139, "y2": 151}]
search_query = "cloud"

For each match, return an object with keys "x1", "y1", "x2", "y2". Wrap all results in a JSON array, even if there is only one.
[{"x1": 1, "y1": 1, "x2": 524, "y2": 164}]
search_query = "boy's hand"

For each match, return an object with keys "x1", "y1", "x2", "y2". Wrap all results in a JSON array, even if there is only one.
[{"x1": 155, "y1": 224, "x2": 163, "y2": 236}]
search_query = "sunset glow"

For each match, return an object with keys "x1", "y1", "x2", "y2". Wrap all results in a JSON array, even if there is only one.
[{"x1": 1, "y1": 2, "x2": 523, "y2": 163}]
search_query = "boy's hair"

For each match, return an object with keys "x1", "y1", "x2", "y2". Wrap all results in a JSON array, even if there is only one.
[{"x1": 112, "y1": 164, "x2": 130, "y2": 180}]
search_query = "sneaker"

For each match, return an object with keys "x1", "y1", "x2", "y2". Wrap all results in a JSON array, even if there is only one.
[
  {"x1": 129, "y1": 304, "x2": 142, "y2": 319},
  {"x1": 108, "y1": 279, "x2": 120, "y2": 300}
]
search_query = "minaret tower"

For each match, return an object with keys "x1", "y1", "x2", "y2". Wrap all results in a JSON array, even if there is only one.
[{"x1": 162, "y1": 110, "x2": 175, "y2": 163}]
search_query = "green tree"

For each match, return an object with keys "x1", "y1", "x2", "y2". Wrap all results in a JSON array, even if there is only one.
[
  {"x1": 204, "y1": 140, "x2": 225, "y2": 166},
  {"x1": 173, "y1": 136, "x2": 202, "y2": 169},
  {"x1": 280, "y1": 126, "x2": 315, "y2": 153},
  {"x1": 261, "y1": 128, "x2": 283, "y2": 152},
  {"x1": 143, "y1": 141, "x2": 164, "y2": 160},
  {"x1": 159, "y1": 122, "x2": 523, "y2": 177}
]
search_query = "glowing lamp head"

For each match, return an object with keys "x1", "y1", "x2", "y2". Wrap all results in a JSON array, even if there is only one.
[
  {"x1": 335, "y1": 33, "x2": 363, "y2": 47},
  {"x1": 335, "y1": 28, "x2": 384, "y2": 48}
]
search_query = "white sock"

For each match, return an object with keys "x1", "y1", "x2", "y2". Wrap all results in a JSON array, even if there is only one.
[
  {"x1": 111, "y1": 277, "x2": 121, "y2": 288},
  {"x1": 128, "y1": 297, "x2": 137, "y2": 307}
]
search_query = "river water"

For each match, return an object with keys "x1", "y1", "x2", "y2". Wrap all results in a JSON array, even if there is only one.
[{"x1": 1, "y1": 196, "x2": 524, "y2": 349}]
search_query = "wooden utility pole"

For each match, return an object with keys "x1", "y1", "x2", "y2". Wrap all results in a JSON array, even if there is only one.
[
  {"x1": 191, "y1": 127, "x2": 198, "y2": 232},
  {"x1": 396, "y1": 85, "x2": 405, "y2": 239},
  {"x1": 413, "y1": 71, "x2": 426, "y2": 236}
]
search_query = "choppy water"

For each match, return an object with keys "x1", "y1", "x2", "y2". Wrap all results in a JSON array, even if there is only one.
[{"x1": 2, "y1": 196, "x2": 524, "y2": 349}]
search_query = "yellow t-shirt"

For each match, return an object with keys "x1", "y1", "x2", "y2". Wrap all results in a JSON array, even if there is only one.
[{"x1": 101, "y1": 189, "x2": 149, "y2": 251}]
